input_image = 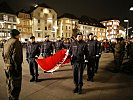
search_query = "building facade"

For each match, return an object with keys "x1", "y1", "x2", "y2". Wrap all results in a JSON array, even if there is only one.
[
  {"x1": 0, "y1": 2, "x2": 17, "y2": 40},
  {"x1": 78, "y1": 16, "x2": 106, "y2": 40},
  {"x1": 57, "y1": 13, "x2": 79, "y2": 38},
  {"x1": 30, "y1": 4, "x2": 58, "y2": 41},
  {"x1": 101, "y1": 20, "x2": 125, "y2": 39},
  {"x1": 17, "y1": 10, "x2": 32, "y2": 42}
]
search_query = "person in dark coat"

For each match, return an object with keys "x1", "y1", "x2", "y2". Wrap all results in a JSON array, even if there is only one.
[
  {"x1": 41, "y1": 35, "x2": 53, "y2": 58},
  {"x1": 55, "y1": 36, "x2": 65, "y2": 52},
  {"x1": 26, "y1": 36, "x2": 40, "y2": 82},
  {"x1": 69, "y1": 33, "x2": 88, "y2": 94},
  {"x1": 113, "y1": 38, "x2": 122, "y2": 73},
  {"x1": 86, "y1": 33, "x2": 97, "y2": 82},
  {"x1": 94, "y1": 35, "x2": 102, "y2": 73},
  {"x1": 2, "y1": 29, "x2": 23, "y2": 100}
]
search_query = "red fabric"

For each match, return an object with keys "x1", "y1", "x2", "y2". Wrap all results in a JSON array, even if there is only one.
[
  {"x1": 35, "y1": 49, "x2": 71, "y2": 72},
  {"x1": 104, "y1": 43, "x2": 108, "y2": 48}
]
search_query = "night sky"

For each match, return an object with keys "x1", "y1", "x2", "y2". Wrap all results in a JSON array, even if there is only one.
[{"x1": 1, "y1": 0, "x2": 133, "y2": 27}]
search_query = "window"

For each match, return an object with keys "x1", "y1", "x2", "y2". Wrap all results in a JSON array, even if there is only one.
[
  {"x1": 23, "y1": 21, "x2": 26, "y2": 25},
  {"x1": 38, "y1": 20, "x2": 40, "y2": 23},
  {"x1": 45, "y1": 20, "x2": 47, "y2": 24},
  {"x1": 28, "y1": 21, "x2": 30, "y2": 25},
  {"x1": 38, "y1": 33, "x2": 41, "y2": 37},
  {"x1": 53, "y1": 34, "x2": 55, "y2": 38},
  {"x1": 53, "y1": 15, "x2": 55, "y2": 19},
  {"x1": 44, "y1": 14, "x2": 48, "y2": 18},
  {"x1": 38, "y1": 13, "x2": 40, "y2": 17},
  {"x1": 18, "y1": 28, "x2": 22, "y2": 32},
  {"x1": 66, "y1": 26, "x2": 67, "y2": 30},
  {"x1": 28, "y1": 28, "x2": 30, "y2": 32},
  {"x1": 62, "y1": 26, "x2": 63, "y2": 30},
  {"x1": 45, "y1": 27, "x2": 47, "y2": 30},
  {"x1": 8, "y1": 25, "x2": 11, "y2": 29},
  {"x1": 23, "y1": 28, "x2": 26, "y2": 32},
  {"x1": 38, "y1": 28, "x2": 40, "y2": 30}
]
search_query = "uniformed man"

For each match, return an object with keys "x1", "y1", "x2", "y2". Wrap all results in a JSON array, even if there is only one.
[
  {"x1": 2, "y1": 29, "x2": 23, "y2": 100},
  {"x1": 86, "y1": 33, "x2": 97, "y2": 82},
  {"x1": 69, "y1": 33, "x2": 88, "y2": 94},
  {"x1": 63, "y1": 38, "x2": 71, "y2": 49},
  {"x1": 94, "y1": 35, "x2": 102, "y2": 73},
  {"x1": 26, "y1": 36, "x2": 40, "y2": 82},
  {"x1": 55, "y1": 36, "x2": 65, "y2": 52},
  {"x1": 120, "y1": 37, "x2": 125, "y2": 65},
  {"x1": 41, "y1": 35, "x2": 53, "y2": 58},
  {"x1": 113, "y1": 38, "x2": 122, "y2": 73}
]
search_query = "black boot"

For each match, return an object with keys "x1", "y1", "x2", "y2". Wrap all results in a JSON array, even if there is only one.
[
  {"x1": 35, "y1": 76, "x2": 38, "y2": 82},
  {"x1": 78, "y1": 86, "x2": 82, "y2": 94},
  {"x1": 73, "y1": 86, "x2": 78, "y2": 93},
  {"x1": 87, "y1": 77, "x2": 94, "y2": 82},
  {"x1": 30, "y1": 76, "x2": 35, "y2": 82}
]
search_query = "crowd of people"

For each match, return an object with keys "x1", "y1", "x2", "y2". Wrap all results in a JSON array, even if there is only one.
[{"x1": 2, "y1": 29, "x2": 133, "y2": 99}]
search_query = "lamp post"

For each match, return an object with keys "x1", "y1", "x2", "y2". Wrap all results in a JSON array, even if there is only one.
[
  {"x1": 130, "y1": 7, "x2": 133, "y2": 11},
  {"x1": 124, "y1": 20, "x2": 129, "y2": 39}
]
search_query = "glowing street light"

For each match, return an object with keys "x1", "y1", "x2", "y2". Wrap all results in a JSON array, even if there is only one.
[
  {"x1": 124, "y1": 20, "x2": 129, "y2": 39},
  {"x1": 130, "y1": 7, "x2": 133, "y2": 11}
]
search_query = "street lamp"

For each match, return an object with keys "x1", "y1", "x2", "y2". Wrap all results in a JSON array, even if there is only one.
[
  {"x1": 130, "y1": 7, "x2": 133, "y2": 11},
  {"x1": 124, "y1": 20, "x2": 129, "y2": 39}
]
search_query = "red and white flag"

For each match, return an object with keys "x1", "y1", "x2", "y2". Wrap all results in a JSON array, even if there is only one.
[{"x1": 35, "y1": 49, "x2": 71, "y2": 73}]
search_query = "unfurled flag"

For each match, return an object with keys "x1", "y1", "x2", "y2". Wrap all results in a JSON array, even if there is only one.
[{"x1": 35, "y1": 49, "x2": 71, "y2": 73}]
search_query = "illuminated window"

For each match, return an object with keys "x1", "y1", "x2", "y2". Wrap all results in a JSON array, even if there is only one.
[
  {"x1": 28, "y1": 28, "x2": 30, "y2": 32},
  {"x1": 38, "y1": 20, "x2": 40, "y2": 23},
  {"x1": 23, "y1": 28, "x2": 26, "y2": 32},
  {"x1": 8, "y1": 25, "x2": 11, "y2": 29},
  {"x1": 23, "y1": 21, "x2": 26, "y2": 25},
  {"x1": 114, "y1": 26, "x2": 117, "y2": 29},
  {"x1": 38, "y1": 33, "x2": 41, "y2": 37},
  {"x1": 13, "y1": 25, "x2": 16, "y2": 29}
]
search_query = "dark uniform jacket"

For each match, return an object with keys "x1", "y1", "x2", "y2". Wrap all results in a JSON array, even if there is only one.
[
  {"x1": 95, "y1": 40, "x2": 101, "y2": 55},
  {"x1": 55, "y1": 40, "x2": 64, "y2": 52},
  {"x1": 69, "y1": 40, "x2": 88, "y2": 63},
  {"x1": 2, "y1": 38, "x2": 23, "y2": 71},
  {"x1": 86, "y1": 39, "x2": 97, "y2": 58},
  {"x1": 41, "y1": 40, "x2": 53, "y2": 57},
  {"x1": 114, "y1": 42, "x2": 122, "y2": 59},
  {"x1": 26, "y1": 42, "x2": 40, "y2": 59}
]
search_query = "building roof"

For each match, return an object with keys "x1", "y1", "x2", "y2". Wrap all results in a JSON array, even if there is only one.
[
  {"x1": 0, "y1": 1, "x2": 16, "y2": 15},
  {"x1": 28, "y1": 3, "x2": 52, "y2": 13},
  {"x1": 16, "y1": 9, "x2": 32, "y2": 19},
  {"x1": 58, "y1": 13, "x2": 78, "y2": 20},
  {"x1": 79, "y1": 16, "x2": 106, "y2": 28}
]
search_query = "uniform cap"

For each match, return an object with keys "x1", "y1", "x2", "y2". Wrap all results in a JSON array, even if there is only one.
[
  {"x1": 10, "y1": 29, "x2": 20, "y2": 37},
  {"x1": 45, "y1": 35, "x2": 49, "y2": 38},
  {"x1": 89, "y1": 33, "x2": 93, "y2": 36},
  {"x1": 77, "y1": 32, "x2": 83, "y2": 36},
  {"x1": 30, "y1": 36, "x2": 35, "y2": 39}
]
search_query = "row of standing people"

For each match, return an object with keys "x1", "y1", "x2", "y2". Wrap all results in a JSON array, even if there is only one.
[
  {"x1": 112, "y1": 37, "x2": 133, "y2": 73},
  {"x1": 2, "y1": 29, "x2": 102, "y2": 99},
  {"x1": 68, "y1": 32, "x2": 102, "y2": 94}
]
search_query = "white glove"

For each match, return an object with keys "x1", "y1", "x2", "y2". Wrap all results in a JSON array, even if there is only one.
[
  {"x1": 96, "y1": 55, "x2": 99, "y2": 57},
  {"x1": 85, "y1": 60, "x2": 88, "y2": 62}
]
